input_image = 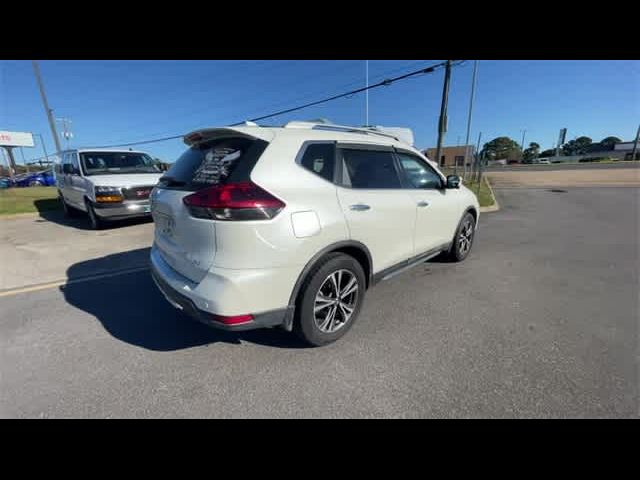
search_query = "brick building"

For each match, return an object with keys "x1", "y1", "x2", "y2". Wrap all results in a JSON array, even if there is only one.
[{"x1": 423, "y1": 145, "x2": 476, "y2": 168}]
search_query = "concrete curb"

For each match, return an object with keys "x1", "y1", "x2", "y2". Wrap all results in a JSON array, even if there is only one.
[{"x1": 479, "y1": 177, "x2": 500, "y2": 213}]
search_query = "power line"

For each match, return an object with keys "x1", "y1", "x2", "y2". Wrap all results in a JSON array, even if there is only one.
[
  {"x1": 83, "y1": 60, "x2": 464, "y2": 149},
  {"x1": 97, "y1": 60, "x2": 431, "y2": 143},
  {"x1": 248, "y1": 61, "x2": 455, "y2": 122}
]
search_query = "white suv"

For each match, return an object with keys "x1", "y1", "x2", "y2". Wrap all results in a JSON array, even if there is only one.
[
  {"x1": 150, "y1": 121, "x2": 479, "y2": 346},
  {"x1": 55, "y1": 148, "x2": 163, "y2": 229}
]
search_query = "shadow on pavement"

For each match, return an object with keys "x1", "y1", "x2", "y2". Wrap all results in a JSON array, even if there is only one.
[
  {"x1": 61, "y1": 248, "x2": 307, "y2": 351},
  {"x1": 33, "y1": 201, "x2": 154, "y2": 231}
]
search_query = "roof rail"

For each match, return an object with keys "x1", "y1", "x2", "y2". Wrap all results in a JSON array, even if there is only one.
[
  {"x1": 311, "y1": 124, "x2": 401, "y2": 141},
  {"x1": 282, "y1": 120, "x2": 414, "y2": 145}
]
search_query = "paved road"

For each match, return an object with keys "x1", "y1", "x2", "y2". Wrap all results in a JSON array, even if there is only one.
[
  {"x1": 1, "y1": 187, "x2": 638, "y2": 418},
  {"x1": 0, "y1": 211, "x2": 153, "y2": 291},
  {"x1": 486, "y1": 167, "x2": 639, "y2": 189},
  {"x1": 484, "y1": 162, "x2": 640, "y2": 172}
]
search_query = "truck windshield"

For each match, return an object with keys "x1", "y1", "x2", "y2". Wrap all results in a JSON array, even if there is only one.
[{"x1": 80, "y1": 152, "x2": 161, "y2": 176}]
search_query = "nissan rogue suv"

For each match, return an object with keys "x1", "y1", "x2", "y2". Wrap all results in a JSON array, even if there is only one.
[{"x1": 150, "y1": 121, "x2": 479, "y2": 346}]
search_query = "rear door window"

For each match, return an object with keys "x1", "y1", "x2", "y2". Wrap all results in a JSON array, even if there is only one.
[{"x1": 159, "y1": 137, "x2": 268, "y2": 191}]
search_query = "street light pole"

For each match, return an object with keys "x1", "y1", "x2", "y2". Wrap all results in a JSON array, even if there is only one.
[
  {"x1": 474, "y1": 131, "x2": 482, "y2": 183},
  {"x1": 463, "y1": 60, "x2": 478, "y2": 179},
  {"x1": 631, "y1": 123, "x2": 640, "y2": 162},
  {"x1": 32, "y1": 60, "x2": 62, "y2": 155},
  {"x1": 435, "y1": 60, "x2": 452, "y2": 172}
]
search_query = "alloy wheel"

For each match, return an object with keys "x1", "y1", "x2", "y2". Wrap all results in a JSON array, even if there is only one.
[{"x1": 313, "y1": 269, "x2": 359, "y2": 333}]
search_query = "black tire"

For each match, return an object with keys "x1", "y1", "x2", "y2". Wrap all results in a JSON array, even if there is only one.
[
  {"x1": 294, "y1": 252, "x2": 366, "y2": 347},
  {"x1": 85, "y1": 199, "x2": 103, "y2": 230},
  {"x1": 447, "y1": 212, "x2": 476, "y2": 262},
  {"x1": 59, "y1": 192, "x2": 77, "y2": 217}
]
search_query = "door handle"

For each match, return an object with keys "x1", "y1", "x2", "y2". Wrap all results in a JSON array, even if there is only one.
[
  {"x1": 417, "y1": 201, "x2": 430, "y2": 207},
  {"x1": 350, "y1": 204, "x2": 371, "y2": 211}
]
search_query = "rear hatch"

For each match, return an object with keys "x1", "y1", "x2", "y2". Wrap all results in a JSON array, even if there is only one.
[{"x1": 151, "y1": 128, "x2": 271, "y2": 283}]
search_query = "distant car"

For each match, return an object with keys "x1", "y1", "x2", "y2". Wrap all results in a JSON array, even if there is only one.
[
  {"x1": 538, "y1": 159, "x2": 551, "y2": 164},
  {"x1": 13, "y1": 170, "x2": 56, "y2": 187},
  {"x1": 0, "y1": 177, "x2": 12, "y2": 189}
]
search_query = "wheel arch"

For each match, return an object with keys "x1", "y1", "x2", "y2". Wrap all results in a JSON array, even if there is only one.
[
  {"x1": 282, "y1": 240, "x2": 373, "y2": 331},
  {"x1": 464, "y1": 205, "x2": 478, "y2": 223}
]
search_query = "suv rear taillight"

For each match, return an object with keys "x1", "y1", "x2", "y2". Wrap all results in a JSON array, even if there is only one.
[{"x1": 183, "y1": 182, "x2": 285, "y2": 221}]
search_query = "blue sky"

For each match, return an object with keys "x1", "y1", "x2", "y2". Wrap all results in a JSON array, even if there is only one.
[{"x1": 1, "y1": 60, "x2": 638, "y2": 163}]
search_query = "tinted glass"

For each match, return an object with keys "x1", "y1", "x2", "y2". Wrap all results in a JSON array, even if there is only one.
[
  {"x1": 80, "y1": 152, "x2": 160, "y2": 176},
  {"x1": 159, "y1": 137, "x2": 268, "y2": 191},
  {"x1": 397, "y1": 153, "x2": 442, "y2": 189},
  {"x1": 70, "y1": 153, "x2": 81, "y2": 175},
  {"x1": 341, "y1": 149, "x2": 401, "y2": 189},
  {"x1": 299, "y1": 143, "x2": 335, "y2": 182}
]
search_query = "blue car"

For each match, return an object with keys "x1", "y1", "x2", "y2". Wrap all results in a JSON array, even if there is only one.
[{"x1": 13, "y1": 170, "x2": 56, "y2": 187}]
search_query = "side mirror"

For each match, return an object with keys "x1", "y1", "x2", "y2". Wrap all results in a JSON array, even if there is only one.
[{"x1": 446, "y1": 175, "x2": 461, "y2": 189}]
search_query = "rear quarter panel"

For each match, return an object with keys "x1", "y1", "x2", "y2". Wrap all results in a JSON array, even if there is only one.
[{"x1": 212, "y1": 135, "x2": 350, "y2": 270}]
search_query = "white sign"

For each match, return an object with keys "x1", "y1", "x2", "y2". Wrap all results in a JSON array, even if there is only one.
[{"x1": 0, "y1": 131, "x2": 35, "y2": 147}]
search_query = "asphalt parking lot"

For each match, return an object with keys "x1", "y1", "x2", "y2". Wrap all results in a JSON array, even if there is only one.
[{"x1": 1, "y1": 186, "x2": 638, "y2": 418}]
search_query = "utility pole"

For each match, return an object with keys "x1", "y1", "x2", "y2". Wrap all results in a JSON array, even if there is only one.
[
  {"x1": 56, "y1": 117, "x2": 73, "y2": 149},
  {"x1": 435, "y1": 60, "x2": 452, "y2": 171},
  {"x1": 32, "y1": 60, "x2": 62, "y2": 155},
  {"x1": 474, "y1": 131, "x2": 482, "y2": 183},
  {"x1": 476, "y1": 132, "x2": 482, "y2": 195},
  {"x1": 463, "y1": 60, "x2": 478, "y2": 180},
  {"x1": 56, "y1": 118, "x2": 73, "y2": 149},
  {"x1": 520, "y1": 129, "x2": 527, "y2": 161},
  {"x1": 631, "y1": 123, "x2": 640, "y2": 161}
]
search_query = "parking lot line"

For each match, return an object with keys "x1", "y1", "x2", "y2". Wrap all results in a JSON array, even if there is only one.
[{"x1": 0, "y1": 265, "x2": 149, "y2": 298}]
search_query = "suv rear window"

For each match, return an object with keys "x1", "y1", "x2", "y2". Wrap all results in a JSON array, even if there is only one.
[
  {"x1": 159, "y1": 137, "x2": 268, "y2": 191},
  {"x1": 299, "y1": 143, "x2": 335, "y2": 182}
]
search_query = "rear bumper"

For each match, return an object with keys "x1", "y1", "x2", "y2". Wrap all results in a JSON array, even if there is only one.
[
  {"x1": 150, "y1": 246, "x2": 291, "y2": 331},
  {"x1": 93, "y1": 200, "x2": 151, "y2": 219}
]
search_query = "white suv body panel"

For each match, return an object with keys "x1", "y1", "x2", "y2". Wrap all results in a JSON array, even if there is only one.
[
  {"x1": 150, "y1": 124, "x2": 480, "y2": 329},
  {"x1": 335, "y1": 186, "x2": 416, "y2": 271}
]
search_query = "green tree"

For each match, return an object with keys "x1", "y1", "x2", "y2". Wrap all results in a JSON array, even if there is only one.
[
  {"x1": 522, "y1": 142, "x2": 541, "y2": 161},
  {"x1": 562, "y1": 136, "x2": 592, "y2": 156},
  {"x1": 480, "y1": 137, "x2": 522, "y2": 161},
  {"x1": 600, "y1": 136, "x2": 622, "y2": 148},
  {"x1": 540, "y1": 149, "x2": 555, "y2": 158}
]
